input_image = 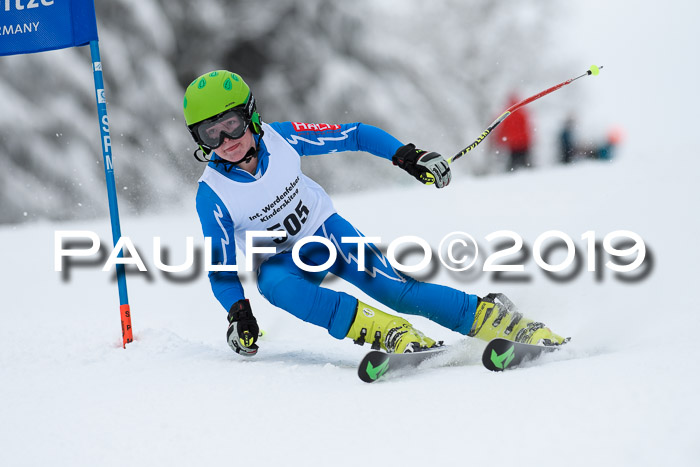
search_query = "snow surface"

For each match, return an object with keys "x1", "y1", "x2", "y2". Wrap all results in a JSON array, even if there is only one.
[{"x1": 1, "y1": 152, "x2": 698, "y2": 466}]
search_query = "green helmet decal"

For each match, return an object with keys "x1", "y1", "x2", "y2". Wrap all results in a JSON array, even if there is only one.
[{"x1": 183, "y1": 70, "x2": 260, "y2": 128}]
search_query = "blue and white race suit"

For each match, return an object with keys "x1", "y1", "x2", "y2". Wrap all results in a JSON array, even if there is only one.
[{"x1": 196, "y1": 121, "x2": 478, "y2": 339}]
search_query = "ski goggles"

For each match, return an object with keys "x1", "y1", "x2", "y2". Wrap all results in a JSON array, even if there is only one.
[{"x1": 189, "y1": 108, "x2": 250, "y2": 150}]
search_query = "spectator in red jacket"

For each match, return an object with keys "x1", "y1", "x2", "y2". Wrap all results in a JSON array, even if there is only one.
[{"x1": 494, "y1": 93, "x2": 533, "y2": 171}]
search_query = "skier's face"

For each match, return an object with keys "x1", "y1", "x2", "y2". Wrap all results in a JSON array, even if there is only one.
[{"x1": 215, "y1": 127, "x2": 255, "y2": 165}]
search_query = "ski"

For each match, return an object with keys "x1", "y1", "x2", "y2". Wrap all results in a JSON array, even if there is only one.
[
  {"x1": 358, "y1": 339, "x2": 568, "y2": 381},
  {"x1": 482, "y1": 338, "x2": 566, "y2": 371},
  {"x1": 357, "y1": 347, "x2": 447, "y2": 383}
]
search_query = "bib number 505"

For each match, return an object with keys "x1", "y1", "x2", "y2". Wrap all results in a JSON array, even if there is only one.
[{"x1": 267, "y1": 200, "x2": 310, "y2": 244}]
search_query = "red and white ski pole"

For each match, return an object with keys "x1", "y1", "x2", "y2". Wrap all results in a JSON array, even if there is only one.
[{"x1": 448, "y1": 65, "x2": 603, "y2": 165}]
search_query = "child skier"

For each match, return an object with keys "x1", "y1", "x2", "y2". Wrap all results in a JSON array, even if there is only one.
[{"x1": 183, "y1": 70, "x2": 567, "y2": 356}]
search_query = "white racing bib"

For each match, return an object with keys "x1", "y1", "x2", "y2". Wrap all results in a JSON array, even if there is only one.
[{"x1": 199, "y1": 123, "x2": 336, "y2": 265}]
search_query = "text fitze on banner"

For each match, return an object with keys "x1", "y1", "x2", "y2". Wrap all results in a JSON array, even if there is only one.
[{"x1": 0, "y1": 0, "x2": 98, "y2": 56}]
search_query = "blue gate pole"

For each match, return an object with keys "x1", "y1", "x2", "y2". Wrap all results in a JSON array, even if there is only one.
[{"x1": 89, "y1": 40, "x2": 133, "y2": 348}]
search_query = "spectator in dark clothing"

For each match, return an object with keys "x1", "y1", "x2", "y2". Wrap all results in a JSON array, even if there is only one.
[
  {"x1": 560, "y1": 116, "x2": 576, "y2": 164},
  {"x1": 558, "y1": 116, "x2": 623, "y2": 164}
]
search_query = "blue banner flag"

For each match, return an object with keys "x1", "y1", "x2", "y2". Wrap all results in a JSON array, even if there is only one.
[
  {"x1": 1, "y1": 0, "x2": 133, "y2": 346},
  {"x1": 0, "y1": 0, "x2": 98, "y2": 56}
]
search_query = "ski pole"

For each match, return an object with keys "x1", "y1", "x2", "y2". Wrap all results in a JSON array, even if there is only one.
[{"x1": 447, "y1": 65, "x2": 603, "y2": 165}]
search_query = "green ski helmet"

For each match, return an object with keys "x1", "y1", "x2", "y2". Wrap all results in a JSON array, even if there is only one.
[{"x1": 183, "y1": 70, "x2": 262, "y2": 156}]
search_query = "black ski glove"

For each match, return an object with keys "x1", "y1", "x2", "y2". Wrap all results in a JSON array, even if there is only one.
[
  {"x1": 226, "y1": 299, "x2": 259, "y2": 357},
  {"x1": 392, "y1": 143, "x2": 451, "y2": 188}
]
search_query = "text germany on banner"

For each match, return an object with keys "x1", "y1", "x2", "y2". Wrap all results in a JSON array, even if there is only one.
[{"x1": 0, "y1": 0, "x2": 98, "y2": 57}]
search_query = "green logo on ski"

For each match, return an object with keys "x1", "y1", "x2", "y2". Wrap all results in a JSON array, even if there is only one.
[
  {"x1": 490, "y1": 345, "x2": 515, "y2": 369},
  {"x1": 366, "y1": 359, "x2": 390, "y2": 380}
]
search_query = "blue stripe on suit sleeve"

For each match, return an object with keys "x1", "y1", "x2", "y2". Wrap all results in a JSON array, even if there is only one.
[
  {"x1": 269, "y1": 121, "x2": 403, "y2": 160},
  {"x1": 196, "y1": 182, "x2": 245, "y2": 311}
]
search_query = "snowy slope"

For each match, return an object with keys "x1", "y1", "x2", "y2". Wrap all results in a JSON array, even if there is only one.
[{"x1": 1, "y1": 150, "x2": 697, "y2": 466}]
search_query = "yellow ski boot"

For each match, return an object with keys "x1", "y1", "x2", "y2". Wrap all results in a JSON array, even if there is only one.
[
  {"x1": 347, "y1": 301, "x2": 437, "y2": 353},
  {"x1": 468, "y1": 293, "x2": 569, "y2": 346}
]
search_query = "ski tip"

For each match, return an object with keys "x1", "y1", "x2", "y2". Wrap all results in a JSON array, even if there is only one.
[
  {"x1": 481, "y1": 338, "x2": 568, "y2": 372},
  {"x1": 482, "y1": 342, "x2": 513, "y2": 372},
  {"x1": 357, "y1": 351, "x2": 390, "y2": 383}
]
